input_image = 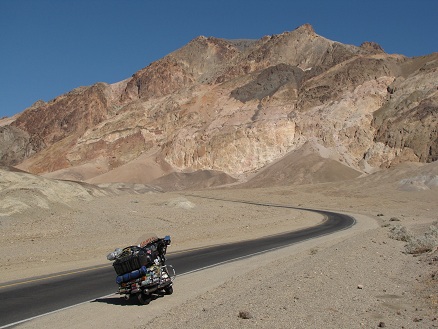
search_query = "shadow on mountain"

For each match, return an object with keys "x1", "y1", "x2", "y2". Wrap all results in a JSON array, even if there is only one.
[
  {"x1": 240, "y1": 143, "x2": 362, "y2": 188},
  {"x1": 151, "y1": 170, "x2": 237, "y2": 192}
]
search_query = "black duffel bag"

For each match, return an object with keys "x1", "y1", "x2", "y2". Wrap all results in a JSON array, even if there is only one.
[{"x1": 113, "y1": 246, "x2": 149, "y2": 275}]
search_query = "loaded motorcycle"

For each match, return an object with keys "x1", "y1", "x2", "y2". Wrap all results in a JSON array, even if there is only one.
[{"x1": 107, "y1": 234, "x2": 175, "y2": 305}]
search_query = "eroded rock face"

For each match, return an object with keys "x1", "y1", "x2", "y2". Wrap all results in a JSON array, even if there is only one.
[
  {"x1": 7, "y1": 83, "x2": 116, "y2": 173},
  {"x1": 1, "y1": 24, "x2": 436, "y2": 180},
  {"x1": 0, "y1": 125, "x2": 32, "y2": 165},
  {"x1": 12, "y1": 83, "x2": 112, "y2": 144},
  {"x1": 372, "y1": 53, "x2": 438, "y2": 165}
]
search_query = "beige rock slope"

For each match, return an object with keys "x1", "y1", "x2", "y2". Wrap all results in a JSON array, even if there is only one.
[{"x1": 0, "y1": 24, "x2": 436, "y2": 184}]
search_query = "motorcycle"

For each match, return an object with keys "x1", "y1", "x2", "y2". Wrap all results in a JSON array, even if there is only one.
[{"x1": 107, "y1": 234, "x2": 175, "y2": 305}]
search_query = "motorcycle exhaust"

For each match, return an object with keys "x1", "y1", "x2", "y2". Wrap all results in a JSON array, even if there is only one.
[{"x1": 142, "y1": 286, "x2": 158, "y2": 295}]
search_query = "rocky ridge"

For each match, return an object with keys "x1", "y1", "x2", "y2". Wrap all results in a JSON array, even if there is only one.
[{"x1": 0, "y1": 24, "x2": 436, "y2": 186}]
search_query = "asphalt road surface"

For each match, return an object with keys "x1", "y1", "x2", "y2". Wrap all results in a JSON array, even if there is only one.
[{"x1": 0, "y1": 202, "x2": 354, "y2": 328}]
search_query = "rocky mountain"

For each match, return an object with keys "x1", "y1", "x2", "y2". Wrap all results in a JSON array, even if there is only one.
[{"x1": 0, "y1": 24, "x2": 436, "y2": 188}]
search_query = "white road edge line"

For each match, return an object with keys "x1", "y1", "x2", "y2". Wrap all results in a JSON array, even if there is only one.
[
  {"x1": 0, "y1": 245, "x2": 290, "y2": 329},
  {"x1": 0, "y1": 293, "x2": 115, "y2": 329}
]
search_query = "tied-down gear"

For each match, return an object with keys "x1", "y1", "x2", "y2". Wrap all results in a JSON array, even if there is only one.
[{"x1": 107, "y1": 234, "x2": 175, "y2": 305}]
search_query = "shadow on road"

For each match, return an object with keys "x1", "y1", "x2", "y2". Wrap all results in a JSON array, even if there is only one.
[{"x1": 92, "y1": 292, "x2": 166, "y2": 306}]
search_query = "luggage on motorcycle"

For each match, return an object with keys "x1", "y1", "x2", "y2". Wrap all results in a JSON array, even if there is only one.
[
  {"x1": 110, "y1": 234, "x2": 172, "y2": 275},
  {"x1": 116, "y1": 265, "x2": 148, "y2": 284},
  {"x1": 113, "y1": 246, "x2": 149, "y2": 275},
  {"x1": 137, "y1": 233, "x2": 159, "y2": 248},
  {"x1": 107, "y1": 234, "x2": 174, "y2": 305}
]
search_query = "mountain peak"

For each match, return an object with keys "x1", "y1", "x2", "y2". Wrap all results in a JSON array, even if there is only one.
[
  {"x1": 294, "y1": 23, "x2": 315, "y2": 34},
  {"x1": 360, "y1": 41, "x2": 385, "y2": 53}
]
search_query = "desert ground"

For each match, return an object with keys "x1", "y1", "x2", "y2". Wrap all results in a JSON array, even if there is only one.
[{"x1": 1, "y1": 161, "x2": 437, "y2": 328}]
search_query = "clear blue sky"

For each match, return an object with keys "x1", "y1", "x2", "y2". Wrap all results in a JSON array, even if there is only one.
[{"x1": 1, "y1": 0, "x2": 437, "y2": 118}]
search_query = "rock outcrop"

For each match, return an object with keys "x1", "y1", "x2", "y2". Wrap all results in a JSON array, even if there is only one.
[
  {"x1": 372, "y1": 53, "x2": 438, "y2": 165},
  {"x1": 0, "y1": 24, "x2": 436, "y2": 186}
]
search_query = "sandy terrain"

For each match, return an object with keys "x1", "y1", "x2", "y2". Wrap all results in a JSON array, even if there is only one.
[{"x1": 1, "y1": 161, "x2": 437, "y2": 328}]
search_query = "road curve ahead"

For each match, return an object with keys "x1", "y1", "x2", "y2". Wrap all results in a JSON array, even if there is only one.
[{"x1": 0, "y1": 202, "x2": 355, "y2": 328}]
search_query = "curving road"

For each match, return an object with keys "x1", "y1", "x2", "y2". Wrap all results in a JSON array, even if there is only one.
[{"x1": 0, "y1": 202, "x2": 355, "y2": 328}]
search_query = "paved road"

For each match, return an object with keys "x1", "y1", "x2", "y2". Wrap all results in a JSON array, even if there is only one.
[{"x1": 0, "y1": 203, "x2": 354, "y2": 328}]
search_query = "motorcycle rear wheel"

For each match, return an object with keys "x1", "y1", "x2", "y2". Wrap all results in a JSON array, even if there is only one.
[
  {"x1": 137, "y1": 292, "x2": 152, "y2": 305},
  {"x1": 164, "y1": 285, "x2": 173, "y2": 295}
]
